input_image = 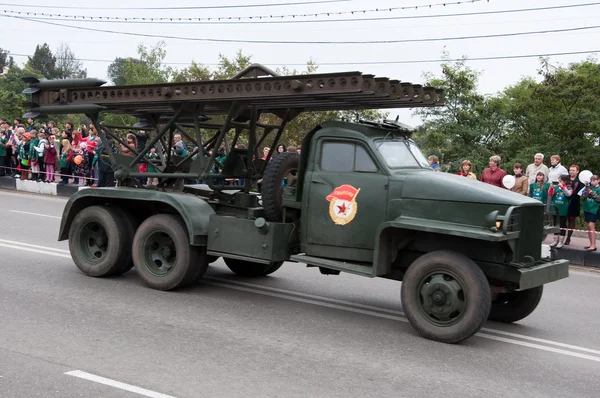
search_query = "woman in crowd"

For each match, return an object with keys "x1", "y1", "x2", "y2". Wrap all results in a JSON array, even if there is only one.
[
  {"x1": 581, "y1": 175, "x2": 600, "y2": 252},
  {"x1": 565, "y1": 164, "x2": 584, "y2": 246},
  {"x1": 59, "y1": 139, "x2": 71, "y2": 185}
]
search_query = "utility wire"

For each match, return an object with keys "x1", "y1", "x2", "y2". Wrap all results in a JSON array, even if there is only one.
[
  {"x1": 0, "y1": 0, "x2": 487, "y2": 22},
  {"x1": 4, "y1": 14, "x2": 600, "y2": 44},
  {"x1": 0, "y1": 0, "x2": 356, "y2": 10},
  {"x1": 2, "y1": 2, "x2": 598, "y2": 25},
  {"x1": 7, "y1": 49, "x2": 599, "y2": 67}
]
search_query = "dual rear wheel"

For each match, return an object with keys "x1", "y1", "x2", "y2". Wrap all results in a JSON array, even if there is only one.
[{"x1": 69, "y1": 206, "x2": 282, "y2": 291}]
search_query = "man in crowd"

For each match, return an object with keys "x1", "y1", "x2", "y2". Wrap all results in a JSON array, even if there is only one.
[
  {"x1": 548, "y1": 154, "x2": 569, "y2": 183},
  {"x1": 525, "y1": 153, "x2": 549, "y2": 186},
  {"x1": 480, "y1": 155, "x2": 507, "y2": 187}
]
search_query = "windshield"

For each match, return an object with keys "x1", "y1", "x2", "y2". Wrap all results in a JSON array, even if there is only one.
[{"x1": 375, "y1": 140, "x2": 430, "y2": 169}]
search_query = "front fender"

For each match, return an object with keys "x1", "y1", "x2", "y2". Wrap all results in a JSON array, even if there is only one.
[
  {"x1": 58, "y1": 187, "x2": 215, "y2": 245},
  {"x1": 372, "y1": 217, "x2": 519, "y2": 276}
]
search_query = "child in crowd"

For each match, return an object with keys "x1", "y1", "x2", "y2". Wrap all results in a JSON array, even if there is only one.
[
  {"x1": 28, "y1": 131, "x2": 40, "y2": 180},
  {"x1": 34, "y1": 132, "x2": 48, "y2": 181},
  {"x1": 73, "y1": 141, "x2": 89, "y2": 186},
  {"x1": 146, "y1": 147, "x2": 159, "y2": 186},
  {"x1": 582, "y1": 175, "x2": 600, "y2": 252},
  {"x1": 59, "y1": 139, "x2": 71, "y2": 184},
  {"x1": 44, "y1": 138, "x2": 57, "y2": 182},
  {"x1": 529, "y1": 171, "x2": 550, "y2": 204},
  {"x1": 548, "y1": 174, "x2": 573, "y2": 248},
  {"x1": 18, "y1": 132, "x2": 31, "y2": 180},
  {"x1": 0, "y1": 129, "x2": 7, "y2": 177}
]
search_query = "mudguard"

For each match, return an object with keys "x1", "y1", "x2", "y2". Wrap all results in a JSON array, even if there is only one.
[
  {"x1": 372, "y1": 217, "x2": 519, "y2": 276},
  {"x1": 58, "y1": 187, "x2": 215, "y2": 245}
]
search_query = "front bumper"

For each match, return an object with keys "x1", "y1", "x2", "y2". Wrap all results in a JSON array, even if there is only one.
[{"x1": 480, "y1": 257, "x2": 569, "y2": 291}]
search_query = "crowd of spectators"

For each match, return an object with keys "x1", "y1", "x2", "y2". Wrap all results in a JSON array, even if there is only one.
[
  {"x1": 0, "y1": 117, "x2": 302, "y2": 188},
  {"x1": 428, "y1": 153, "x2": 600, "y2": 251}
]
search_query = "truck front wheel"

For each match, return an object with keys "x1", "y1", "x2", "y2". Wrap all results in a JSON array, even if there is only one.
[
  {"x1": 400, "y1": 251, "x2": 491, "y2": 344},
  {"x1": 68, "y1": 205, "x2": 134, "y2": 277},
  {"x1": 132, "y1": 214, "x2": 208, "y2": 290},
  {"x1": 224, "y1": 258, "x2": 283, "y2": 277},
  {"x1": 488, "y1": 286, "x2": 543, "y2": 323}
]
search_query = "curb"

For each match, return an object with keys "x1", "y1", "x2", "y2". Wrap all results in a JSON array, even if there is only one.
[
  {"x1": 1, "y1": 177, "x2": 600, "y2": 270},
  {"x1": 0, "y1": 176, "x2": 79, "y2": 197}
]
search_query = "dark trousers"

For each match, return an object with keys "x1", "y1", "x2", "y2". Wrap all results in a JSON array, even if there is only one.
[
  {"x1": 0, "y1": 155, "x2": 6, "y2": 176},
  {"x1": 98, "y1": 172, "x2": 115, "y2": 187},
  {"x1": 555, "y1": 216, "x2": 567, "y2": 236}
]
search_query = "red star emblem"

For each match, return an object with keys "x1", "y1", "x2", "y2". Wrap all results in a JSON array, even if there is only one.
[{"x1": 337, "y1": 202, "x2": 347, "y2": 215}]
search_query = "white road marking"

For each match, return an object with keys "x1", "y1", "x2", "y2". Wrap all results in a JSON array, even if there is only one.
[
  {"x1": 205, "y1": 276, "x2": 600, "y2": 356},
  {"x1": 0, "y1": 243, "x2": 71, "y2": 258},
  {"x1": 65, "y1": 370, "x2": 177, "y2": 398},
  {"x1": 9, "y1": 210, "x2": 62, "y2": 219},
  {"x1": 0, "y1": 239, "x2": 69, "y2": 254},
  {"x1": 2, "y1": 238, "x2": 600, "y2": 362}
]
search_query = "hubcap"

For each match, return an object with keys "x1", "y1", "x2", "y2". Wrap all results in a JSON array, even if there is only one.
[
  {"x1": 143, "y1": 231, "x2": 177, "y2": 276},
  {"x1": 78, "y1": 221, "x2": 109, "y2": 263},
  {"x1": 417, "y1": 271, "x2": 466, "y2": 326}
]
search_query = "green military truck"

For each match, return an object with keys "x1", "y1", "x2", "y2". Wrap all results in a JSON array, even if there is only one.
[{"x1": 22, "y1": 64, "x2": 569, "y2": 344}]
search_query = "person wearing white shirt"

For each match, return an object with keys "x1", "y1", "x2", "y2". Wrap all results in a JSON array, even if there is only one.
[{"x1": 547, "y1": 154, "x2": 568, "y2": 183}]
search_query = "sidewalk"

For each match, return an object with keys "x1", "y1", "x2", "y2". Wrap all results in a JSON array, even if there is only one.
[{"x1": 1, "y1": 175, "x2": 599, "y2": 268}]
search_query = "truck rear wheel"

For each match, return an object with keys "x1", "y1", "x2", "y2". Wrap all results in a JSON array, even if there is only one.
[
  {"x1": 400, "y1": 250, "x2": 491, "y2": 344},
  {"x1": 224, "y1": 258, "x2": 283, "y2": 277},
  {"x1": 488, "y1": 286, "x2": 543, "y2": 323},
  {"x1": 110, "y1": 206, "x2": 139, "y2": 274},
  {"x1": 69, "y1": 205, "x2": 134, "y2": 277},
  {"x1": 132, "y1": 214, "x2": 208, "y2": 290},
  {"x1": 261, "y1": 151, "x2": 300, "y2": 222}
]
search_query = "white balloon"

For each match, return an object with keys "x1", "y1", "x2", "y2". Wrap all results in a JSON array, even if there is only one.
[
  {"x1": 579, "y1": 170, "x2": 593, "y2": 184},
  {"x1": 502, "y1": 175, "x2": 516, "y2": 189}
]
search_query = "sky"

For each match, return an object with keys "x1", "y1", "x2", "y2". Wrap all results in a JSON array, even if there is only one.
[{"x1": 1, "y1": 0, "x2": 599, "y2": 126}]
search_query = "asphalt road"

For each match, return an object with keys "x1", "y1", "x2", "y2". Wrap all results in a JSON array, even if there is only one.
[{"x1": 1, "y1": 190, "x2": 599, "y2": 397}]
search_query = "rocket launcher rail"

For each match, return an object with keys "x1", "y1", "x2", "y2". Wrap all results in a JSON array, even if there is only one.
[{"x1": 20, "y1": 64, "x2": 445, "y2": 193}]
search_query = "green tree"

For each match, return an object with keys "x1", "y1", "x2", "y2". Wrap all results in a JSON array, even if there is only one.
[
  {"x1": 0, "y1": 64, "x2": 44, "y2": 120},
  {"x1": 107, "y1": 57, "x2": 141, "y2": 85},
  {"x1": 26, "y1": 43, "x2": 58, "y2": 79},
  {"x1": 171, "y1": 61, "x2": 211, "y2": 82},
  {"x1": 122, "y1": 41, "x2": 173, "y2": 85},
  {"x1": 502, "y1": 57, "x2": 600, "y2": 172},
  {"x1": 412, "y1": 53, "x2": 509, "y2": 173},
  {"x1": 213, "y1": 50, "x2": 253, "y2": 80}
]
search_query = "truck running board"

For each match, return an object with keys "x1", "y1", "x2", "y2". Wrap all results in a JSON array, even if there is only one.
[{"x1": 290, "y1": 254, "x2": 374, "y2": 278}]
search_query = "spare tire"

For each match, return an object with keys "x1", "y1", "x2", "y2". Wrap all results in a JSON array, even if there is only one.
[{"x1": 261, "y1": 151, "x2": 300, "y2": 222}]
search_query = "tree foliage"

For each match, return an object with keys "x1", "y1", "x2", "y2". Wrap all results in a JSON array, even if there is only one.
[
  {"x1": 54, "y1": 43, "x2": 87, "y2": 79},
  {"x1": 26, "y1": 43, "x2": 58, "y2": 79},
  {"x1": 412, "y1": 52, "x2": 600, "y2": 174},
  {"x1": 0, "y1": 47, "x2": 15, "y2": 74}
]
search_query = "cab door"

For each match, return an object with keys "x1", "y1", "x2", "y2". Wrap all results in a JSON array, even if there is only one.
[{"x1": 304, "y1": 139, "x2": 388, "y2": 262}]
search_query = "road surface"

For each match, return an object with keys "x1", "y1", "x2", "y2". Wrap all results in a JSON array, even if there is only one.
[{"x1": 0, "y1": 190, "x2": 599, "y2": 397}]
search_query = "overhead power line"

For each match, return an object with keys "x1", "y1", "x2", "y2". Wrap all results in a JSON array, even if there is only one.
[
  {"x1": 0, "y1": 0, "x2": 356, "y2": 10},
  {"x1": 6, "y1": 49, "x2": 599, "y2": 67},
  {"x1": 4, "y1": 14, "x2": 600, "y2": 44},
  {"x1": 0, "y1": 0, "x2": 488, "y2": 23},
  {"x1": 2, "y1": 2, "x2": 599, "y2": 25}
]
